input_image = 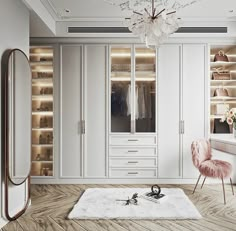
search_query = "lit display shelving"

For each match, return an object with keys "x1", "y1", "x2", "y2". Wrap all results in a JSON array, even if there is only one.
[
  {"x1": 30, "y1": 46, "x2": 54, "y2": 177},
  {"x1": 210, "y1": 45, "x2": 236, "y2": 134}
]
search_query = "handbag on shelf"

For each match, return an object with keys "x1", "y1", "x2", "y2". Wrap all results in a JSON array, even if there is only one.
[
  {"x1": 212, "y1": 71, "x2": 230, "y2": 80},
  {"x1": 213, "y1": 119, "x2": 230, "y2": 133},
  {"x1": 212, "y1": 68, "x2": 230, "y2": 80},
  {"x1": 213, "y1": 50, "x2": 229, "y2": 62},
  {"x1": 213, "y1": 87, "x2": 229, "y2": 97}
]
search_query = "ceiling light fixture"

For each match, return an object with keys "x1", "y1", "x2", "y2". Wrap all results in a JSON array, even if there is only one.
[
  {"x1": 64, "y1": 8, "x2": 71, "y2": 14},
  {"x1": 105, "y1": 0, "x2": 199, "y2": 48}
]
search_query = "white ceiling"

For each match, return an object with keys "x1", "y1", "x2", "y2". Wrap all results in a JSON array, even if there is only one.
[
  {"x1": 41, "y1": 0, "x2": 236, "y2": 21},
  {"x1": 24, "y1": 0, "x2": 236, "y2": 37}
]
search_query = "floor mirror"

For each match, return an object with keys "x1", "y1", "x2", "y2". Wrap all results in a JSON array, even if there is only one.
[{"x1": 2, "y1": 49, "x2": 31, "y2": 220}]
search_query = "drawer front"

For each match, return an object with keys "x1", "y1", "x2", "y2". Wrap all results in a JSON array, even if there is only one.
[
  {"x1": 211, "y1": 140, "x2": 236, "y2": 155},
  {"x1": 110, "y1": 136, "x2": 157, "y2": 146},
  {"x1": 109, "y1": 168, "x2": 157, "y2": 178},
  {"x1": 110, "y1": 147, "x2": 157, "y2": 156},
  {"x1": 110, "y1": 158, "x2": 157, "y2": 168}
]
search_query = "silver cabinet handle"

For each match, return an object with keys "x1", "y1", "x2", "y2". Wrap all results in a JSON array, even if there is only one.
[
  {"x1": 179, "y1": 121, "x2": 182, "y2": 134},
  {"x1": 127, "y1": 150, "x2": 138, "y2": 153},
  {"x1": 80, "y1": 120, "x2": 85, "y2": 134},
  {"x1": 128, "y1": 139, "x2": 138, "y2": 141},
  {"x1": 179, "y1": 120, "x2": 185, "y2": 134},
  {"x1": 127, "y1": 161, "x2": 138, "y2": 164},
  {"x1": 127, "y1": 172, "x2": 138, "y2": 175}
]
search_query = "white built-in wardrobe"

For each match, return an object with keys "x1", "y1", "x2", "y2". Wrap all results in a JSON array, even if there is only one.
[{"x1": 31, "y1": 41, "x2": 207, "y2": 183}]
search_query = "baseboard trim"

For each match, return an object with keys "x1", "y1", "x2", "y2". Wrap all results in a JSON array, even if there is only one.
[
  {"x1": 0, "y1": 217, "x2": 8, "y2": 229},
  {"x1": 30, "y1": 178, "x2": 235, "y2": 184}
]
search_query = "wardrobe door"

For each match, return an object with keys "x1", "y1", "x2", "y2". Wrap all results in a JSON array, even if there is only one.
[
  {"x1": 182, "y1": 44, "x2": 206, "y2": 178},
  {"x1": 84, "y1": 45, "x2": 107, "y2": 177},
  {"x1": 60, "y1": 45, "x2": 82, "y2": 178},
  {"x1": 158, "y1": 44, "x2": 181, "y2": 178}
]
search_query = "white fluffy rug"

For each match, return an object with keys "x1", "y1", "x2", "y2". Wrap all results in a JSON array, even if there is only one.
[{"x1": 68, "y1": 188, "x2": 202, "y2": 220}]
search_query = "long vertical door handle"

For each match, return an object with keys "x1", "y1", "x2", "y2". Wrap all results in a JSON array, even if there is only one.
[
  {"x1": 179, "y1": 121, "x2": 182, "y2": 134},
  {"x1": 80, "y1": 120, "x2": 85, "y2": 134},
  {"x1": 182, "y1": 120, "x2": 184, "y2": 134}
]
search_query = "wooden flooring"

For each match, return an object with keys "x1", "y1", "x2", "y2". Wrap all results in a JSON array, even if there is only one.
[{"x1": 2, "y1": 184, "x2": 236, "y2": 231}]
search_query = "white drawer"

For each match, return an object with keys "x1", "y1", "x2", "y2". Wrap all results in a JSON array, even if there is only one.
[
  {"x1": 110, "y1": 158, "x2": 157, "y2": 168},
  {"x1": 110, "y1": 135, "x2": 157, "y2": 146},
  {"x1": 211, "y1": 140, "x2": 236, "y2": 155},
  {"x1": 109, "y1": 168, "x2": 157, "y2": 178},
  {"x1": 110, "y1": 147, "x2": 157, "y2": 156}
]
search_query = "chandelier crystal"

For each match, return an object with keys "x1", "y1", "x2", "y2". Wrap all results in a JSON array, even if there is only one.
[{"x1": 105, "y1": 0, "x2": 199, "y2": 47}]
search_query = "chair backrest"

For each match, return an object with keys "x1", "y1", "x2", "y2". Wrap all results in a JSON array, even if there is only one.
[{"x1": 191, "y1": 139, "x2": 212, "y2": 168}]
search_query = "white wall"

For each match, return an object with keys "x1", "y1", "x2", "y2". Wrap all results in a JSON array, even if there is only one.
[{"x1": 0, "y1": 0, "x2": 30, "y2": 225}]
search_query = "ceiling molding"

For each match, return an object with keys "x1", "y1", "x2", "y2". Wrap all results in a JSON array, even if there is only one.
[
  {"x1": 39, "y1": 0, "x2": 236, "y2": 23},
  {"x1": 40, "y1": 0, "x2": 62, "y2": 20},
  {"x1": 23, "y1": 0, "x2": 56, "y2": 34}
]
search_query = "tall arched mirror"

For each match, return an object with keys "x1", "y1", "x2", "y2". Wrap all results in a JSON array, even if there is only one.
[{"x1": 2, "y1": 49, "x2": 31, "y2": 220}]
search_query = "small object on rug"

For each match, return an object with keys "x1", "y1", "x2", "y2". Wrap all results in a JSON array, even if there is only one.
[
  {"x1": 140, "y1": 184, "x2": 168, "y2": 203},
  {"x1": 116, "y1": 193, "x2": 138, "y2": 205},
  {"x1": 68, "y1": 188, "x2": 202, "y2": 220}
]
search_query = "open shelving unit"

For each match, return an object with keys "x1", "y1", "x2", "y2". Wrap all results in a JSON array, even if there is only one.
[
  {"x1": 210, "y1": 45, "x2": 236, "y2": 134},
  {"x1": 30, "y1": 46, "x2": 54, "y2": 177}
]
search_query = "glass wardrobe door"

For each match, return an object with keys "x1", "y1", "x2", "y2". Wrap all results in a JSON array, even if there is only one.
[
  {"x1": 135, "y1": 47, "x2": 156, "y2": 133},
  {"x1": 110, "y1": 46, "x2": 131, "y2": 133}
]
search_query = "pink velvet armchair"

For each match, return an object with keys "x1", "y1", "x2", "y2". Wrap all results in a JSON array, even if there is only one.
[{"x1": 191, "y1": 139, "x2": 234, "y2": 204}]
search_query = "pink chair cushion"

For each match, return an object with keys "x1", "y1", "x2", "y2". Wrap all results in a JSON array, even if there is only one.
[
  {"x1": 191, "y1": 139, "x2": 212, "y2": 168},
  {"x1": 199, "y1": 160, "x2": 232, "y2": 178}
]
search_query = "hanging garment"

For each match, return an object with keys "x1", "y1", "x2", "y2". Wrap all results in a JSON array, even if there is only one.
[
  {"x1": 111, "y1": 83, "x2": 128, "y2": 116},
  {"x1": 135, "y1": 85, "x2": 139, "y2": 119},
  {"x1": 126, "y1": 84, "x2": 131, "y2": 116},
  {"x1": 138, "y1": 84, "x2": 146, "y2": 119},
  {"x1": 143, "y1": 83, "x2": 152, "y2": 119}
]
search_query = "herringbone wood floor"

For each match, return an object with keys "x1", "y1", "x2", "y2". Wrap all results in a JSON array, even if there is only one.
[{"x1": 2, "y1": 184, "x2": 236, "y2": 231}]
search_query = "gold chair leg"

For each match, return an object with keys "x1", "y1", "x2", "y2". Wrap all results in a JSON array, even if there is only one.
[
  {"x1": 201, "y1": 177, "x2": 206, "y2": 189},
  {"x1": 230, "y1": 178, "x2": 234, "y2": 196},
  {"x1": 193, "y1": 174, "x2": 201, "y2": 194},
  {"x1": 221, "y1": 178, "x2": 226, "y2": 205}
]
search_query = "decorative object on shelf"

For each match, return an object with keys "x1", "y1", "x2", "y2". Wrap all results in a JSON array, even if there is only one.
[
  {"x1": 116, "y1": 193, "x2": 138, "y2": 205},
  {"x1": 36, "y1": 154, "x2": 41, "y2": 161},
  {"x1": 38, "y1": 72, "x2": 52, "y2": 78},
  {"x1": 213, "y1": 50, "x2": 229, "y2": 62},
  {"x1": 212, "y1": 68, "x2": 230, "y2": 80},
  {"x1": 41, "y1": 167, "x2": 50, "y2": 176},
  {"x1": 221, "y1": 108, "x2": 236, "y2": 138},
  {"x1": 46, "y1": 149, "x2": 52, "y2": 160},
  {"x1": 213, "y1": 87, "x2": 229, "y2": 97},
  {"x1": 105, "y1": 0, "x2": 199, "y2": 47},
  {"x1": 39, "y1": 134, "x2": 43, "y2": 144},
  {"x1": 111, "y1": 64, "x2": 131, "y2": 72},
  {"x1": 215, "y1": 103, "x2": 229, "y2": 116}
]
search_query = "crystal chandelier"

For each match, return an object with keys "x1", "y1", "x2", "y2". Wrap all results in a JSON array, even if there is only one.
[{"x1": 105, "y1": 0, "x2": 199, "y2": 47}]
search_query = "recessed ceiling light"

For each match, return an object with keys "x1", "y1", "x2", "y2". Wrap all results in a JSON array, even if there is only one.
[{"x1": 64, "y1": 9, "x2": 71, "y2": 14}]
